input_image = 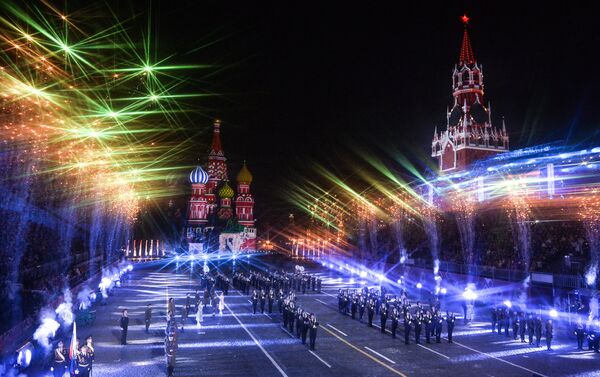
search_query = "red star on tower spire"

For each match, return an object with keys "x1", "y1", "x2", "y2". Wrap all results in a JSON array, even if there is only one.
[{"x1": 459, "y1": 14, "x2": 475, "y2": 65}]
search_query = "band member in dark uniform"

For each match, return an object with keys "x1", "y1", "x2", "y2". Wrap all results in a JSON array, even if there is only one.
[
  {"x1": 512, "y1": 313, "x2": 520, "y2": 340},
  {"x1": 404, "y1": 313, "x2": 412, "y2": 345},
  {"x1": 380, "y1": 303, "x2": 388, "y2": 334},
  {"x1": 278, "y1": 290, "x2": 284, "y2": 313},
  {"x1": 165, "y1": 332, "x2": 178, "y2": 377},
  {"x1": 367, "y1": 298, "x2": 375, "y2": 327},
  {"x1": 351, "y1": 294, "x2": 358, "y2": 320},
  {"x1": 85, "y1": 336, "x2": 94, "y2": 376},
  {"x1": 268, "y1": 289, "x2": 274, "y2": 313},
  {"x1": 423, "y1": 311, "x2": 432, "y2": 344},
  {"x1": 519, "y1": 313, "x2": 526, "y2": 343},
  {"x1": 434, "y1": 313, "x2": 443, "y2": 343},
  {"x1": 260, "y1": 289, "x2": 266, "y2": 313},
  {"x1": 497, "y1": 309, "x2": 504, "y2": 335},
  {"x1": 414, "y1": 312, "x2": 422, "y2": 344},
  {"x1": 308, "y1": 314, "x2": 319, "y2": 350},
  {"x1": 52, "y1": 341, "x2": 67, "y2": 377},
  {"x1": 120, "y1": 309, "x2": 129, "y2": 345},
  {"x1": 545, "y1": 319, "x2": 553, "y2": 351},
  {"x1": 527, "y1": 313, "x2": 535, "y2": 345},
  {"x1": 391, "y1": 307, "x2": 399, "y2": 339},
  {"x1": 359, "y1": 295, "x2": 366, "y2": 323},
  {"x1": 491, "y1": 307, "x2": 497, "y2": 333},
  {"x1": 296, "y1": 308, "x2": 304, "y2": 338},
  {"x1": 301, "y1": 312, "x2": 310, "y2": 344},
  {"x1": 252, "y1": 290, "x2": 258, "y2": 314},
  {"x1": 534, "y1": 316, "x2": 542, "y2": 347},
  {"x1": 574, "y1": 318, "x2": 586, "y2": 350},
  {"x1": 446, "y1": 312, "x2": 455, "y2": 343},
  {"x1": 145, "y1": 304, "x2": 153, "y2": 333},
  {"x1": 76, "y1": 345, "x2": 92, "y2": 377}
]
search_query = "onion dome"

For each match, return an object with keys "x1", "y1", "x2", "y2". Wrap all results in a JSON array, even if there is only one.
[
  {"x1": 218, "y1": 181, "x2": 234, "y2": 199},
  {"x1": 236, "y1": 161, "x2": 253, "y2": 184},
  {"x1": 189, "y1": 165, "x2": 209, "y2": 184}
]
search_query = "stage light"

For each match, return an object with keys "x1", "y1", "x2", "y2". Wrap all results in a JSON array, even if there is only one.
[
  {"x1": 349, "y1": 278, "x2": 355, "y2": 284},
  {"x1": 190, "y1": 254, "x2": 195, "y2": 260},
  {"x1": 16, "y1": 342, "x2": 33, "y2": 369},
  {"x1": 127, "y1": 264, "x2": 133, "y2": 271},
  {"x1": 434, "y1": 275, "x2": 442, "y2": 281},
  {"x1": 360, "y1": 271, "x2": 367, "y2": 278},
  {"x1": 416, "y1": 282, "x2": 423, "y2": 289},
  {"x1": 329, "y1": 263, "x2": 334, "y2": 268},
  {"x1": 463, "y1": 288, "x2": 477, "y2": 300},
  {"x1": 377, "y1": 274, "x2": 384, "y2": 281},
  {"x1": 397, "y1": 279, "x2": 402, "y2": 284},
  {"x1": 441, "y1": 288, "x2": 447, "y2": 295},
  {"x1": 203, "y1": 254, "x2": 208, "y2": 260},
  {"x1": 175, "y1": 255, "x2": 180, "y2": 261},
  {"x1": 549, "y1": 309, "x2": 558, "y2": 318},
  {"x1": 503, "y1": 300, "x2": 512, "y2": 308},
  {"x1": 232, "y1": 254, "x2": 237, "y2": 260},
  {"x1": 99, "y1": 277, "x2": 111, "y2": 290}
]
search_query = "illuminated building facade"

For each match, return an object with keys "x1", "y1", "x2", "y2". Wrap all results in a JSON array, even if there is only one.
[{"x1": 185, "y1": 119, "x2": 256, "y2": 252}]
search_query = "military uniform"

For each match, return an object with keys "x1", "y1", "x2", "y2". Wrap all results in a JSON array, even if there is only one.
[
  {"x1": 423, "y1": 312, "x2": 432, "y2": 343},
  {"x1": 309, "y1": 316, "x2": 319, "y2": 350},
  {"x1": 434, "y1": 314, "x2": 443, "y2": 343},
  {"x1": 52, "y1": 345, "x2": 67, "y2": 377},
  {"x1": 260, "y1": 290, "x2": 266, "y2": 313},
  {"x1": 367, "y1": 299, "x2": 375, "y2": 327},
  {"x1": 446, "y1": 313, "x2": 455, "y2": 343},
  {"x1": 252, "y1": 291, "x2": 258, "y2": 314},
  {"x1": 380, "y1": 304, "x2": 388, "y2": 333},
  {"x1": 165, "y1": 335, "x2": 178, "y2": 377},
  {"x1": 414, "y1": 314, "x2": 422, "y2": 344},
  {"x1": 145, "y1": 306, "x2": 152, "y2": 333},
  {"x1": 534, "y1": 317, "x2": 542, "y2": 347},
  {"x1": 404, "y1": 314, "x2": 412, "y2": 345},
  {"x1": 545, "y1": 320, "x2": 553, "y2": 350},
  {"x1": 574, "y1": 321, "x2": 586, "y2": 350},
  {"x1": 358, "y1": 296, "x2": 366, "y2": 322},
  {"x1": 76, "y1": 348, "x2": 92, "y2": 377},
  {"x1": 391, "y1": 308, "x2": 399, "y2": 339},
  {"x1": 351, "y1": 295, "x2": 358, "y2": 320}
]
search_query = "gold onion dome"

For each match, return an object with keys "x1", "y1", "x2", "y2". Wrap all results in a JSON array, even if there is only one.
[
  {"x1": 236, "y1": 161, "x2": 253, "y2": 184},
  {"x1": 218, "y1": 181, "x2": 235, "y2": 199}
]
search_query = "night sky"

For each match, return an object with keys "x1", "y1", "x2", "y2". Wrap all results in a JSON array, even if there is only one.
[{"x1": 147, "y1": 1, "x2": 600, "y2": 225}]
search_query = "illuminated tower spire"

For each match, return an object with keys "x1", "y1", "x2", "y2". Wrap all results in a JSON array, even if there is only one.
[
  {"x1": 431, "y1": 15, "x2": 509, "y2": 173},
  {"x1": 459, "y1": 14, "x2": 475, "y2": 65},
  {"x1": 206, "y1": 119, "x2": 228, "y2": 211}
]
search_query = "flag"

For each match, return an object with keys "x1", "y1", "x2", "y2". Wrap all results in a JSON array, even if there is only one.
[{"x1": 69, "y1": 322, "x2": 77, "y2": 374}]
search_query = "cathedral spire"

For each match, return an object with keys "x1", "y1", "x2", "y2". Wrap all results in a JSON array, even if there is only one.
[
  {"x1": 210, "y1": 119, "x2": 223, "y2": 156},
  {"x1": 459, "y1": 14, "x2": 475, "y2": 65}
]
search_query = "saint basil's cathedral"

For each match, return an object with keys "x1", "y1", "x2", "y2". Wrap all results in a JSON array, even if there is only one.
[
  {"x1": 185, "y1": 119, "x2": 256, "y2": 253},
  {"x1": 431, "y1": 15, "x2": 510, "y2": 172}
]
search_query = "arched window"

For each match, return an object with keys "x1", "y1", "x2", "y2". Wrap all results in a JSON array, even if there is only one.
[{"x1": 462, "y1": 70, "x2": 470, "y2": 83}]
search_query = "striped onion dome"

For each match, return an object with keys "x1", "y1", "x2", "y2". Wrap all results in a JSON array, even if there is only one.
[
  {"x1": 218, "y1": 181, "x2": 234, "y2": 199},
  {"x1": 236, "y1": 161, "x2": 253, "y2": 184},
  {"x1": 189, "y1": 165, "x2": 209, "y2": 184}
]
